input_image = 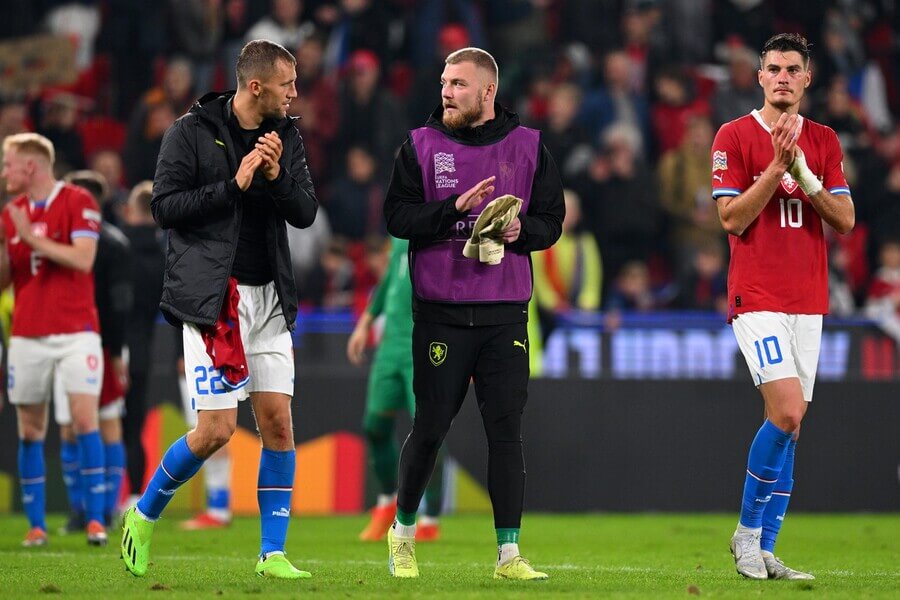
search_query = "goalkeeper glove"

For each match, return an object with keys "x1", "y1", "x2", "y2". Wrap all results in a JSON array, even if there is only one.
[
  {"x1": 788, "y1": 147, "x2": 823, "y2": 196},
  {"x1": 462, "y1": 194, "x2": 522, "y2": 265}
]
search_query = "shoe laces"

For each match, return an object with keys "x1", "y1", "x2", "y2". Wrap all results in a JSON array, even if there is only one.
[{"x1": 394, "y1": 540, "x2": 415, "y2": 569}]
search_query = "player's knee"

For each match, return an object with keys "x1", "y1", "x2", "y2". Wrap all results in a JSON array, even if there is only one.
[
  {"x1": 195, "y1": 421, "x2": 236, "y2": 454},
  {"x1": 772, "y1": 411, "x2": 804, "y2": 433},
  {"x1": 268, "y1": 424, "x2": 294, "y2": 449}
]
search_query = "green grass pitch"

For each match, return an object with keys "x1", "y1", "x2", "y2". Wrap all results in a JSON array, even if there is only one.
[{"x1": 0, "y1": 513, "x2": 897, "y2": 598}]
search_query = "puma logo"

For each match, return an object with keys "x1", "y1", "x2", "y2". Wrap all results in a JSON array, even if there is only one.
[
  {"x1": 513, "y1": 339, "x2": 527, "y2": 354},
  {"x1": 713, "y1": 174, "x2": 723, "y2": 182}
]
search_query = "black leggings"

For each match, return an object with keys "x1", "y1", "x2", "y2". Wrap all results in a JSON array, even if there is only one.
[{"x1": 398, "y1": 320, "x2": 529, "y2": 529}]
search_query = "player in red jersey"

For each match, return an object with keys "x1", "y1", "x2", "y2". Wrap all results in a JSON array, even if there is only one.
[
  {"x1": 712, "y1": 34, "x2": 855, "y2": 580},
  {"x1": 0, "y1": 133, "x2": 107, "y2": 547}
]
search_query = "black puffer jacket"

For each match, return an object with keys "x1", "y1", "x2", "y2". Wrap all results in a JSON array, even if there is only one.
[{"x1": 151, "y1": 92, "x2": 318, "y2": 328}]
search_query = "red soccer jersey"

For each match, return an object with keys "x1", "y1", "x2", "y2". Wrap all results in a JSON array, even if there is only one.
[
  {"x1": 3, "y1": 182, "x2": 102, "y2": 337},
  {"x1": 711, "y1": 110, "x2": 851, "y2": 321}
]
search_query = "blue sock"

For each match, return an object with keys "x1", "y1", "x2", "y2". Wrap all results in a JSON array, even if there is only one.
[
  {"x1": 104, "y1": 441, "x2": 126, "y2": 521},
  {"x1": 137, "y1": 435, "x2": 204, "y2": 520},
  {"x1": 60, "y1": 440, "x2": 83, "y2": 516},
  {"x1": 761, "y1": 438, "x2": 796, "y2": 552},
  {"x1": 18, "y1": 440, "x2": 46, "y2": 530},
  {"x1": 78, "y1": 431, "x2": 105, "y2": 524},
  {"x1": 208, "y1": 487, "x2": 230, "y2": 513},
  {"x1": 740, "y1": 420, "x2": 793, "y2": 528},
  {"x1": 258, "y1": 448, "x2": 295, "y2": 557}
]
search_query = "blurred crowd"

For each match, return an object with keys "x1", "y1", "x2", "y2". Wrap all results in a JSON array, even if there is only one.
[{"x1": 2, "y1": 0, "x2": 899, "y2": 326}]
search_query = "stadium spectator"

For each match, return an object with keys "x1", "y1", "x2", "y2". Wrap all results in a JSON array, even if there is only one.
[
  {"x1": 321, "y1": 0, "x2": 392, "y2": 72},
  {"x1": 291, "y1": 34, "x2": 340, "y2": 185},
  {"x1": 1, "y1": 133, "x2": 107, "y2": 547},
  {"x1": 712, "y1": 33, "x2": 854, "y2": 581},
  {"x1": 36, "y1": 92, "x2": 86, "y2": 174},
  {"x1": 577, "y1": 122, "x2": 661, "y2": 286},
  {"x1": 382, "y1": 46, "x2": 563, "y2": 581},
  {"x1": 119, "y1": 40, "x2": 318, "y2": 580},
  {"x1": 123, "y1": 101, "x2": 176, "y2": 185},
  {"x1": 579, "y1": 49, "x2": 651, "y2": 158},
  {"x1": 672, "y1": 240, "x2": 728, "y2": 313},
  {"x1": 539, "y1": 83, "x2": 594, "y2": 178},
  {"x1": 658, "y1": 113, "x2": 722, "y2": 269},
  {"x1": 88, "y1": 150, "x2": 129, "y2": 225},
  {"x1": 334, "y1": 49, "x2": 407, "y2": 185},
  {"x1": 712, "y1": 45, "x2": 763, "y2": 127},
  {"x1": 864, "y1": 238, "x2": 900, "y2": 343},
  {"x1": 328, "y1": 144, "x2": 384, "y2": 240},
  {"x1": 532, "y1": 189, "x2": 602, "y2": 341},
  {"x1": 168, "y1": 0, "x2": 224, "y2": 94},
  {"x1": 650, "y1": 65, "x2": 710, "y2": 155},
  {"x1": 246, "y1": 0, "x2": 315, "y2": 52}
]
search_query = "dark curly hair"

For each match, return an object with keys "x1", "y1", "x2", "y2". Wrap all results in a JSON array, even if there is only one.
[{"x1": 760, "y1": 33, "x2": 812, "y2": 67}]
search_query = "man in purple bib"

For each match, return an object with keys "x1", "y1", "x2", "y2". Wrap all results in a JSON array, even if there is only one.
[{"x1": 383, "y1": 47, "x2": 564, "y2": 580}]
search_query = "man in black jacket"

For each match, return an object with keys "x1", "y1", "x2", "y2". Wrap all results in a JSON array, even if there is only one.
[
  {"x1": 383, "y1": 47, "x2": 564, "y2": 580},
  {"x1": 121, "y1": 40, "x2": 318, "y2": 580},
  {"x1": 119, "y1": 181, "x2": 164, "y2": 510}
]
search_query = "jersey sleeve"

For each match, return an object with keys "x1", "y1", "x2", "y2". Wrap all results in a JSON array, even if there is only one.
[
  {"x1": 710, "y1": 123, "x2": 748, "y2": 201},
  {"x1": 69, "y1": 189, "x2": 102, "y2": 240},
  {"x1": 822, "y1": 127, "x2": 851, "y2": 197}
]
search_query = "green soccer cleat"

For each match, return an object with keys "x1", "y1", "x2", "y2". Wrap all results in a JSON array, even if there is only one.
[
  {"x1": 494, "y1": 556, "x2": 549, "y2": 581},
  {"x1": 387, "y1": 526, "x2": 419, "y2": 578},
  {"x1": 255, "y1": 553, "x2": 312, "y2": 579},
  {"x1": 120, "y1": 507, "x2": 154, "y2": 577}
]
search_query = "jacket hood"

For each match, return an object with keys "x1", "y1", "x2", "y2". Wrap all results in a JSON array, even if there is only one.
[
  {"x1": 425, "y1": 102, "x2": 520, "y2": 145},
  {"x1": 190, "y1": 91, "x2": 298, "y2": 131}
]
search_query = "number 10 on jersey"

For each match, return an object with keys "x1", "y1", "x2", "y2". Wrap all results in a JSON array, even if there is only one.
[{"x1": 780, "y1": 198, "x2": 803, "y2": 228}]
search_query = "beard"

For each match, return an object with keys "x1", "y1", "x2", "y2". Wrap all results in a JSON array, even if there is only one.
[
  {"x1": 259, "y1": 88, "x2": 287, "y2": 120},
  {"x1": 442, "y1": 91, "x2": 484, "y2": 130}
]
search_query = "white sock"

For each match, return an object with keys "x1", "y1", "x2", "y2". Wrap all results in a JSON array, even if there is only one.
[
  {"x1": 736, "y1": 523, "x2": 762, "y2": 535},
  {"x1": 204, "y1": 453, "x2": 231, "y2": 490},
  {"x1": 207, "y1": 506, "x2": 231, "y2": 521},
  {"x1": 418, "y1": 515, "x2": 439, "y2": 526},
  {"x1": 377, "y1": 493, "x2": 396, "y2": 508},
  {"x1": 498, "y1": 543, "x2": 519, "y2": 565},
  {"x1": 761, "y1": 550, "x2": 775, "y2": 559},
  {"x1": 393, "y1": 521, "x2": 416, "y2": 538},
  {"x1": 263, "y1": 550, "x2": 284, "y2": 560}
]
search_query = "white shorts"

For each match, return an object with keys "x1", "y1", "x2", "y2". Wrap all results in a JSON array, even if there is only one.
[
  {"x1": 8, "y1": 332, "x2": 103, "y2": 406},
  {"x1": 732, "y1": 311, "x2": 823, "y2": 402},
  {"x1": 52, "y1": 370, "x2": 124, "y2": 425},
  {"x1": 183, "y1": 282, "x2": 294, "y2": 412}
]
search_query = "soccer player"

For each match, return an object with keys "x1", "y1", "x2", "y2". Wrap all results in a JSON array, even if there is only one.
[
  {"x1": 382, "y1": 47, "x2": 564, "y2": 580},
  {"x1": 119, "y1": 39, "x2": 318, "y2": 579},
  {"x1": 711, "y1": 33, "x2": 855, "y2": 580},
  {"x1": 56, "y1": 170, "x2": 132, "y2": 532},
  {"x1": 0, "y1": 133, "x2": 107, "y2": 547},
  {"x1": 347, "y1": 236, "x2": 445, "y2": 543}
]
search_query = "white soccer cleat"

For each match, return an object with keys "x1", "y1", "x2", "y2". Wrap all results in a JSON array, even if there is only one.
[
  {"x1": 762, "y1": 551, "x2": 815, "y2": 580},
  {"x1": 730, "y1": 527, "x2": 767, "y2": 579}
]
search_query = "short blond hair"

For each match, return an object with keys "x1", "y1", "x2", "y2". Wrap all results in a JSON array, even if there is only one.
[
  {"x1": 446, "y1": 47, "x2": 499, "y2": 87},
  {"x1": 3, "y1": 132, "x2": 55, "y2": 166},
  {"x1": 128, "y1": 180, "x2": 154, "y2": 216}
]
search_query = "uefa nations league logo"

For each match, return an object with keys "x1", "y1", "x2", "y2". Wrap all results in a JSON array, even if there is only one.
[{"x1": 434, "y1": 153, "x2": 459, "y2": 190}]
